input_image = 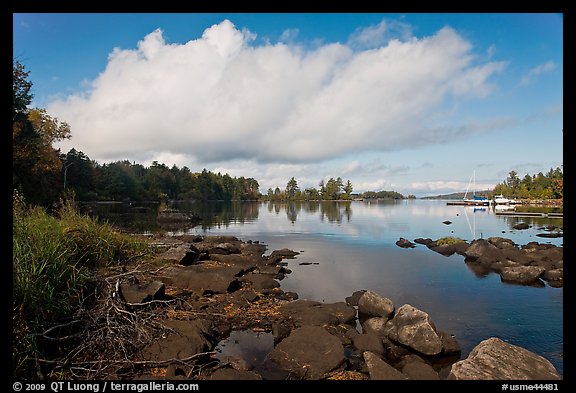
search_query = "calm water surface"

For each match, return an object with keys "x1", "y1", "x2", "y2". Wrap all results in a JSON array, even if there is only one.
[{"x1": 87, "y1": 199, "x2": 564, "y2": 375}]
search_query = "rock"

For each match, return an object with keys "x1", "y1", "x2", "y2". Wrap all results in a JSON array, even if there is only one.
[
  {"x1": 363, "y1": 351, "x2": 407, "y2": 380},
  {"x1": 383, "y1": 304, "x2": 443, "y2": 356},
  {"x1": 268, "y1": 248, "x2": 300, "y2": 259},
  {"x1": 464, "y1": 239, "x2": 505, "y2": 261},
  {"x1": 438, "y1": 331, "x2": 461, "y2": 356},
  {"x1": 513, "y1": 223, "x2": 530, "y2": 230},
  {"x1": 345, "y1": 290, "x2": 367, "y2": 307},
  {"x1": 279, "y1": 300, "x2": 342, "y2": 327},
  {"x1": 140, "y1": 319, "x2": 212, "y2": 362},
  {"x1": 396, "y1": 237, "x2": 416, "y2": 248},
  {"x1": 414, "y1": 238, "x2": 434, "y2": 246},
  {"x1": 500, "y1": 266, "x2": 545, "y2": 285},
  {"x1": 542, "y1": 268, "x2": 563, "y2": 284},
  {"x1": 209, "y1": 243, "x2": 242, "y2": 255},
  {"x1": 401, "y1": 360, "x2": 440, "y2": 380},
  {"x1": 210, "y1": 254, "x2": 259, "y2": 270},
  {"x1": 241, "y1": 242, "x2": 268, "y2": 256},
  {"x1": 357, "y1": 290, "x2": 395, "y2": 318},
  {"x1": 208, "y1": 368, "x2": 263, "y2": 380},
  {"x1": 447, "y1": 337, "x2": 561, "y2": 380},
  {"x1": 320, "y1": 302, "x2": 357, "y2": 324},
  {"x1": 161, "y1": 265, "x2": 242, "y2": 295},
  {"x1": 272, "y1": 322, "x2": 292, "y2": 345},
  {"x1": 156, "y1": 244, "x2": 199, "y2": 265},
  {"x1": 240, "y1": 289, "x2": 260, "y2": 303},
  {"x1": 361, "y1": 317, "x2": 389, "y2": 337},
  {"x1": 352, "y1": 333, "x2": 385, "y2": 355},
  {"x1": 241, "y1": 274, "x2": 280, "y2": 290},
  {"x1": 267, "y1": 326, "x2": 345, "y2": 379},
  {"x1": 431, "y1": 242, "x2": 469, "y2": 257},
  {"x1": 120, "y1": 280, "x2": 165, "y2": 304}
]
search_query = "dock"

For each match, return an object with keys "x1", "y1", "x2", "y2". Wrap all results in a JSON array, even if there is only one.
[
  {"x1": 446, "y1": 201, "x2": 491, "y2": 206},
  {"x1": 494, "y1": 211, "x2": 563, "y2": 218}
]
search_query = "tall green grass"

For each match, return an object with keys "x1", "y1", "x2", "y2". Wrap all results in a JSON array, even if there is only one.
[{"x1": 13, "y1": 191, "x2": 153, "y2": 378}]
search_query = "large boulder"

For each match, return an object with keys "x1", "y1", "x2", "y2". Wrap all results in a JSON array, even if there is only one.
[
  {"x1": 383, "y1": 304, "x2": 443, "y2": 356},
  {"x1": 464, "y1": 239, "x2": 505, "y2": 262},
  {"x1": 267, "y1": 326, "x2": 345, "y2": 379},
  {"x1": 357, "y1": 290, "x2": 395, "y2": 318},
  {"x1": 500, "y1": 266, "x2": 546, "y2": 285},
  {"x1": 447, "y1": 337, "x2": 561, "y2": 380}
]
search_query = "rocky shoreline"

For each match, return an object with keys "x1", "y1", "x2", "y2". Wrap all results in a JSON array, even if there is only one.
[
  {"x1": 396, "y1": 234, "x2": 563, "y2": 288},
  {"x1": 63, "y1": 233, "x2": 562, "y2": 381}
]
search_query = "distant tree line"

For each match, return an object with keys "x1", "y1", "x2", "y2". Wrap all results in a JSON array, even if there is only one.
[
  {"x1": 492, "y1": 169, "x2": 563, "y2": 200},
  {"x1": 265, "y1": 177, "x2": 416, "y2": 201},
  {"x1": 61, "y1": 149, "x2": 260, "y2": 202},
  {"x1": 265, "y1": 177, "x2": 354, "y2": 201},
  {"x1": 359, "y1": 190, "x2": 406, "y2": 200}
]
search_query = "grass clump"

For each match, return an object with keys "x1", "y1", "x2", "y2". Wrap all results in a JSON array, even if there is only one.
[
  {"x1": 13, "y1": 190, "x2": 154, "y2": 378},
  {"x1": 435, "y1": 236, "x2": 466, "y2": 246}
]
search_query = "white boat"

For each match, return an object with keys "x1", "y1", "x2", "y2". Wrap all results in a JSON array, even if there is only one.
[{"x1": 494, "y1": 194, "x2": 519, "y2": 205}]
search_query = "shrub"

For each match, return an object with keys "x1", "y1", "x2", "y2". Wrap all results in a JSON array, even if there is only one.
[
  {"x1": 13, "y1": 191, "x2": 153, "y2": 378},
  {"x1": 435, "y1": 236, "x2": 466, "y2": 246}
]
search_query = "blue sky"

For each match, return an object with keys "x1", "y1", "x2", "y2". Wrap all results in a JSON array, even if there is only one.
[{"x1": 13, "y1": 13, "x2": 563, "y2": 197}]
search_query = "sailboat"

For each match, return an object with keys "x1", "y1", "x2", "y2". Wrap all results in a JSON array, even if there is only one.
[{"x1": 462, "y1": 171, "x2": 490, "y2": 206}]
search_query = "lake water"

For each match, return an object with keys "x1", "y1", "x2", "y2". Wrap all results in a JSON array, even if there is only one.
[{"x1": 85, "y1": 199, "x2": 563, "y2": 376}]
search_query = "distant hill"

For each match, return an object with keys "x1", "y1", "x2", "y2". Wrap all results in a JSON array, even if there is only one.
[{"x1": 421, "y1": 190, "x2": 492, "y2": 200}]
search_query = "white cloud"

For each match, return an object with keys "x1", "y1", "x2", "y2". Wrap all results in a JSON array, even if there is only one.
[
  {"x1": 280, "y1": 28, "x2": 299, "y2": 43},
  {"x1": 50, "y1": 20, "x2": 506, "y2": 171},
  {"x1": 348, "y1": 19, "x2": 413, "y2": 49},
  {"x1": 520, "y1": 61, "x2": 556, "y2": 86}
]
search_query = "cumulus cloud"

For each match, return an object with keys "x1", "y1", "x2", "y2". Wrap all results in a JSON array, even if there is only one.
[{"x1": 50, "y1": 19, "x2": 506, "y2": 168}]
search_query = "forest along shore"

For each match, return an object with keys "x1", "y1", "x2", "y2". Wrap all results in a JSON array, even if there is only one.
[{"x1": 49, "y1": 233, "x2": 562, "y2": 380}]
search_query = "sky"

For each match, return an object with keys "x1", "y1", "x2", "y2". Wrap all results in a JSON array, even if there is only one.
[{"x1": 12, "y1": 13, "x2": 563, "y2": 197}]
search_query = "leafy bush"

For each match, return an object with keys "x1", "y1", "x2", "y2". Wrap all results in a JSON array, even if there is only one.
[{"x1": 435, "y1": 236, "x2": 466, "y2": 246}]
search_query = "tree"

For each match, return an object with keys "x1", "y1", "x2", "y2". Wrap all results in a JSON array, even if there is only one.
[
  {"x1": 274, "y1": 187, "x2": 282, "y2": 200},
  {"x1": 318, "y1": 180, "x2": 326, "y2": 198},
  {"x1": 343, "y1": 180, "x2": 353, "y2": 199},
  {"x1": 13, "y1": 61, "x2": 72, "y2": 208},
  {"x1": 325, "y1": 178, "x2": 340, "y2": 200},
  {"x1": 286, "y1": 177, "x2": 299, "y2": 199},
  {"x1": 506, "y1": 171, "x2": 520, "y2": 196},
  {"x1": 13, "y1": 60, "x2": 33, "y2": 119},
  {"x1": 61, "y1": 149, "x2": 96, "y2": 200}
]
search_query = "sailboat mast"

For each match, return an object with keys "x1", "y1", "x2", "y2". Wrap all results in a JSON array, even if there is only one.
[{"x1": 464, "y1": 171, "x2": 474, "y2": 200}]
